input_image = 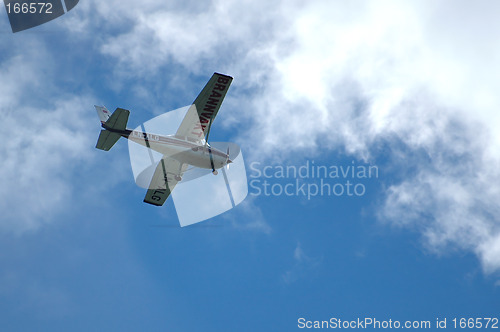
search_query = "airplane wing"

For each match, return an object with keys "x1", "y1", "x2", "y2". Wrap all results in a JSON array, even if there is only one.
[
  {"x1": 143, "y1": 157, "x2": 188, "y2": 206},
  {"x1": 175, "y1": 72, "x2": 233, "y2": 142}
]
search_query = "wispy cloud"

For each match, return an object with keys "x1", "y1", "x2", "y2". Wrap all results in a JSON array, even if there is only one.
[
  {"x1": 283, "y1": 242, "x2": 322, "y2": 284},
  {"x1": 226, "y1": 197, "x2": 271, "y2": 234},
  {"x1": 0, "y1": 42, "x2": 96, "y2": 233}
]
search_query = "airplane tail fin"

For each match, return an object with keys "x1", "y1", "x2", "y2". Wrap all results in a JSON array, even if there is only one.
[
  {"x1": 95, "y1": 106, "x2": 130, "y2": 151},
  {"x1": 95, "y1": 105, "x2": 112, "y2": 124}
]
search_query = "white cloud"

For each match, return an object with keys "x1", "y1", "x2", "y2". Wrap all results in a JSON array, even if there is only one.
[
  {"x1": 226, "y1": 197, "x2": 271, "y2": 234},
  {"x1": 0, "y1": 44, "x2": 95, "y2": 233},
  {"x1": 88, "y1": 0, "x2": 290, "y2": 78}
]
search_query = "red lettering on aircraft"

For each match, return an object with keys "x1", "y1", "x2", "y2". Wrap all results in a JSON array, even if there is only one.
[
  {"x1": 217, "y1": 77, "x2": 230, "y2": 84},
  {"x1": 207, "y1": 97, "x2": 219, "y2": 106},
  {"x1": 203, "y1": 104, "x2": 216, "y2": 112},
  {"x1": 214, "y1": 83, "x2": 226, "y2": 91},
  {"x1": 186, "y1": 76, "x2": 231, "y2": 140},
  {"x1": 191, "y1": 130, "x2": 200, "y2": 136},
  {"x1": 190, "y1": 123, "x2": 205, "y2": 137},
  {"x1": 210, "y1": 91, "x2": 222, "y2": 98}
]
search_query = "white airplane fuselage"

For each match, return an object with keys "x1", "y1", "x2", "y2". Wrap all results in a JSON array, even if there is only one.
[{"x1": 125, "y1": 129, "x2": 230, "y2": 170}]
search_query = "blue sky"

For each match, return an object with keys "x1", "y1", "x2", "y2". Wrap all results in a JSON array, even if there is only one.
[{"x1": 1, "y1": 1, "x2": 500, "y2": 331}]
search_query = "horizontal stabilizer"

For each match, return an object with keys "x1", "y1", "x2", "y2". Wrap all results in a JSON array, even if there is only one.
[
  {"x1": 105, "y1": 108, "x2": 130, "y2": 131},
  {"x1": 96, "y1": 130, "x2": 121, "y2": 151}
]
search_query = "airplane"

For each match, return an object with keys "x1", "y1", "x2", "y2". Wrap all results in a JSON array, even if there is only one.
[{"x1": 95, "y1": 72, "x2": 234, "y2": 206}]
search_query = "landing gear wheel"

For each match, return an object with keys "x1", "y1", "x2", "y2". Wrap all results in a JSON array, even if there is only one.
[
  {"x1": 212, "y1": 170, "x2": 218, "y2": 175},
  {"x1": 175, "y1": 175, "x2": 182, "y2": 181}
]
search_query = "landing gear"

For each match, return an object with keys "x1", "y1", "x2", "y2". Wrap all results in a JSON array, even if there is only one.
[
  {"x1": 212, "y1": 170, "x2": 218, "y2": 175},
  {"x1": 175, "y1": 175, "x2": 182, "y2": 181}
]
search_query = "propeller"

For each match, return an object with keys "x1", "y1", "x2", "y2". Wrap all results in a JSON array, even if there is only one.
[
  {"x1": 225, "y1": 146, "x2": 232, "y2": 169},
  {"x1": 221, "y1": 159, "x2": 235, "y2": 208}
]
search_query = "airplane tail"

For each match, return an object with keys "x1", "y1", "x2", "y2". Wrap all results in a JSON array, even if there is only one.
[
  {"x1": 95, "y1": 105, "x2": 112, "y2": 124},
  {"x1": 95, "y1": 105, "x2": 130, "y2": 151}
]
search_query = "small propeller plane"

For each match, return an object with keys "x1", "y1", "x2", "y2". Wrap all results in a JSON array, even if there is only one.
[{"x1": 95, "y1": 72, "x2": 233, "y2": 206}]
